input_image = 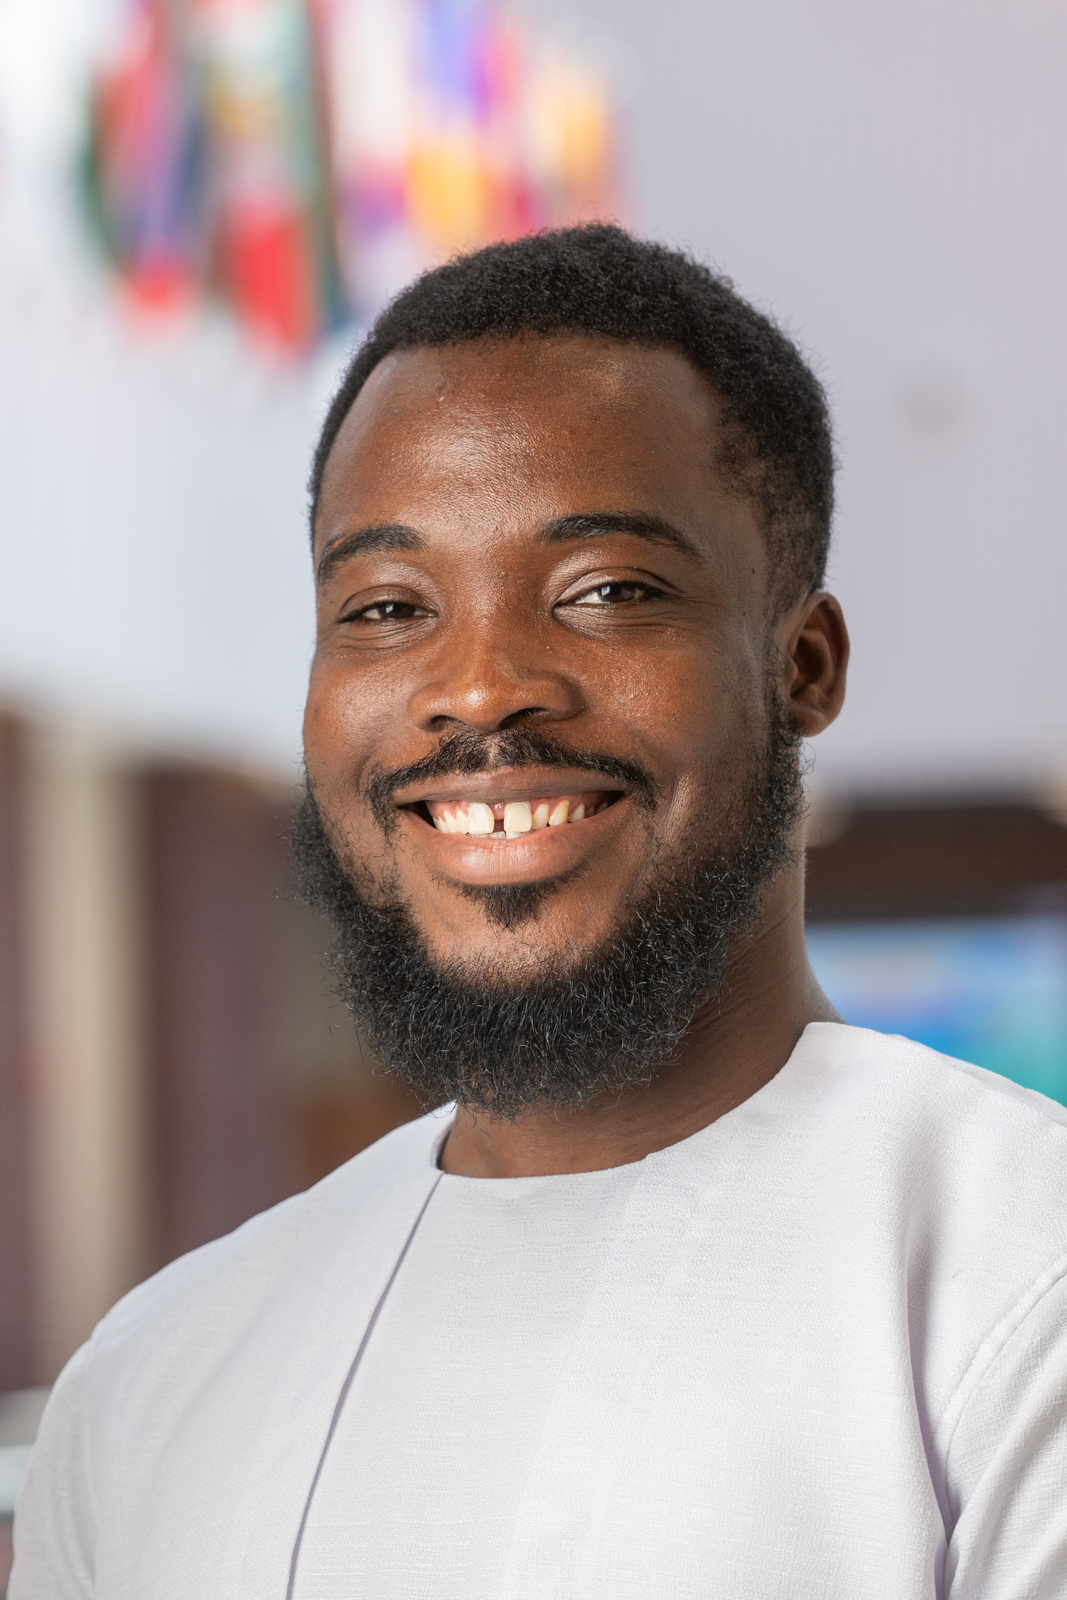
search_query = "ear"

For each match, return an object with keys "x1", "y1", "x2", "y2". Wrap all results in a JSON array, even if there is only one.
[{"x1": 776, "y1": 591, "x2": 849, "y2": 737}]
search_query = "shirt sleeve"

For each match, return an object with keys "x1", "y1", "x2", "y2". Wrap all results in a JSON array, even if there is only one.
[
  {"x1": 945, "y1": 1265, "x2": 1067, "y2": 1599},
  {"x1": 9, "y1": 1343, "x2": 95, "y2": 1600}
]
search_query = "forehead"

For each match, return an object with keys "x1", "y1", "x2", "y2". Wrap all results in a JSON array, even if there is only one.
[{"x1": 315, "y1": 335, "x2": 763, "y2": 573}]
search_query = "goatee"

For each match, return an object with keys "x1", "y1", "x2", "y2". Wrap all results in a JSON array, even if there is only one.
[{"x1": 291, "y1": 703, "x2": 805, "y2": 1118}]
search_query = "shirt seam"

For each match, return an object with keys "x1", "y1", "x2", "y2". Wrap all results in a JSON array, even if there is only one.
[{"x1": 934, "y1": 1247, "x2": 1067, "y2": 1471}]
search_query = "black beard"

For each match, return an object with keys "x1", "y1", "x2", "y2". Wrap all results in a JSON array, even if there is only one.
[{"x1": 291, "y1": 704, "x2": 805, "y2": 1118}]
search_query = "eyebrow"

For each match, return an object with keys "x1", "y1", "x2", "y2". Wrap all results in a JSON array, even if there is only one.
[
  {"x1": 316, "y1": 523, "x2": 425, "y2": 585},
  {"x1": 538, "y1": 511, "x2": 703, "y2": 559},
  {"x1": 315, "y1": 508, "x2": 702, "y2": 586}
]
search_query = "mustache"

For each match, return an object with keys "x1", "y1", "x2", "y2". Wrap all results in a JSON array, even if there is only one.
[{"x1": 364, "y1": 726, "x2": 657, "y2": 829}]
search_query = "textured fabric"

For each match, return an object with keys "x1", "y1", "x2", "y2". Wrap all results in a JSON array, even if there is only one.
[
  {"x1": 12, "y1": 1024, "x2": 1067, "y2": 1599},
  {"x1": 299, "y1": 1160, "x2": 642, "y2": 1597}
]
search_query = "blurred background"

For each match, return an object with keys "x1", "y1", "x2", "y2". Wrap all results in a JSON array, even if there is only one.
[{"x1": 2, "y1": 0, "x2": 1067, "y2": 1576}]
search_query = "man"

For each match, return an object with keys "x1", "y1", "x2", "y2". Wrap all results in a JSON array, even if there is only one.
[{"x1": 13, "y1": 226, "x2": 1067, "y2": 1597}]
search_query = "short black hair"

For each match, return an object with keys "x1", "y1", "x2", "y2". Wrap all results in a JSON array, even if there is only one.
[{"x1": 311, "y1": 224, "x2": 834, "y2": 605}]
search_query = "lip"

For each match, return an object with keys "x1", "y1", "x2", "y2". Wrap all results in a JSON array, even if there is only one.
[{"x1": 396, "y1": 772, "x2": 633, "y2": 886}]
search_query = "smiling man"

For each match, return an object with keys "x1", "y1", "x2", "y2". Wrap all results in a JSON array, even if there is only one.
[{"x1": 13, "y1": 227, "x2": 1067, "y2": 1599}]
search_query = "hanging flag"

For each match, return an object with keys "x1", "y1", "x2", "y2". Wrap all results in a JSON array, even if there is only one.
[
  {"x1": 193, "y1": 0, "x2": 346, "y2": 351},
  {"x1": 83, "y1": 0, "x2": 624, "y2": 348},
  {"x1": 321, "y1": 0, "x2": 621, "y2": 321},
  {"x1": 84, "y1": 0, "x2": 203, "y2": 315}
]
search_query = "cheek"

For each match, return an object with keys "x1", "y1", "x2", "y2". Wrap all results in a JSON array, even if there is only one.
[
  {"x1": 601, "y1": 640, "x2": 765, "y2": 851},
  {"x1": 303, "y1": 671, "x2": 403, "y2": 883},
  {"x1": 302, "y1": 666, "x2": 350, "y2": 784},
  {"x1": 597, "y1": 638, "x2": 750, "y2": 771},
  {"x1": 303, "y1": 654, "x2": 398, "y2": 790}
]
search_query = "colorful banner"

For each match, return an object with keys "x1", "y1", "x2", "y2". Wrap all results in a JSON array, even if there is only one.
[
  {"x1": 192, "y1": 0, "x2": 346, "y2": 348},
  {"x1": 85, "y1": 0, "x2": 622, "y2": 352},
  {"x1": 325, "y1": 0, "x2": 620, "y2": 320},
  {"x1": 85, "y1": 0, "x2": 203, "y2": 316}
]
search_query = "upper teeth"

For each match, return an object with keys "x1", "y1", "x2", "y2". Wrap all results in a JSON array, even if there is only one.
[
  {"x1": 428, "y1": 794, "x2": 607, "y2": 836},
  {"x1": 467, "y1": 802, "x2": 496, "y2": 835},
  {"x1": 503, "y1": 801, "x2": 531, "y2": 834}
]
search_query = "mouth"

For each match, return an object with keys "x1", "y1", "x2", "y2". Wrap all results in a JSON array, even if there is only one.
[
  {"x1": 385, "y1": 765, "x2": 639, "y2": 890},
  {"x1": 394, "y1": 769, "x2": 628, "y2": 848}
]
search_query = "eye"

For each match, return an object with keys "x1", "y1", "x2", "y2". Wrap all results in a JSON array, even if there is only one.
[
  {"x1": 568, "y1": 580, "x2": 664, "y2": 607},
  {"x1": 344, "y1": 599, "x2": 429, "y2": 623}
]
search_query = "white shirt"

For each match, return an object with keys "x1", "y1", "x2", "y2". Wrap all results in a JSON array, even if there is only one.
[
  {"x1": 12, "y1": 1023, "x2": 1067, "y2": 1599},
  {"x1": 302, "y1": 1159, "x2": 641, "y2": 1597}
]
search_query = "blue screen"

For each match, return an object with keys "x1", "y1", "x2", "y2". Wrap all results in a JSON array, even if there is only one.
[{"x1": 806, "y1": 914, "x2": 1067, "y2": 1104}]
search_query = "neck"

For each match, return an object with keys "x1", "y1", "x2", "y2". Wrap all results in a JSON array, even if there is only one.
[{"x1": 440, "y1": 865, "x2": 839, "y2": 1179}]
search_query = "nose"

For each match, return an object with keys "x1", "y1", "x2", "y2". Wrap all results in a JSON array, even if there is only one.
[{"x1": 408, "y1": 623, "x2": 583, "y2": 735}]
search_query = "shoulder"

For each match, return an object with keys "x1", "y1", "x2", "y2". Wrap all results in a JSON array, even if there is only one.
[
  {"x1": 12, "y1": 1111, "x2": 450, "y2": 1595},
  {"x1": 87, "y1": 1106, "x2": 449, "y2": 1379},
  {"x1": 799, "y1": 1021, "x2": 1067, "y2": 1223},
  {"x1": 800, "y1": 1018, "x2": 1067, "y2": 1145},
  {"x1": 796, "y1": 1024, "x2": 1067, "y2": 1407}
]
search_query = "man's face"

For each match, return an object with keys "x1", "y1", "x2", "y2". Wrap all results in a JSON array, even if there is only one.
[{"x1": 305, "y1": 334, "x2": 786, "y2": 988}]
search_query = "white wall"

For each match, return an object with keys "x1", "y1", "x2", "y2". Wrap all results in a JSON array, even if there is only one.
[
  {"x1": 1, "y1": 0, "x2": 1065, "y2": 792},
  {"x1": 0, "y1": 263, "x2": 333, "y2": 777},
  {"x1": 595, "y1": 0, "x2": 1067, "y2": 795},
  {"x1": 0, "y1": 0, "x2": 346, "y2": 777}
]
